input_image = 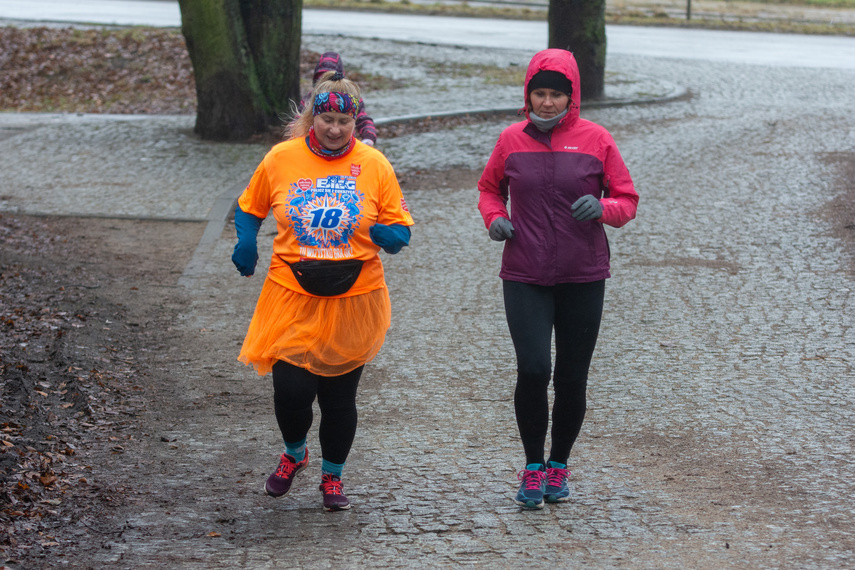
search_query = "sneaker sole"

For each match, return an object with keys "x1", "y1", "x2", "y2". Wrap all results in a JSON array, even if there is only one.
[
  {"x1": 264, "y1": 462, "x2": 307, "y2": 498},
  {"x1": 514, "y1": 498, "x2": 545, "y2": 509},
  {"x1": 323, "y1": 503, "x2": 351, "y2": 512},
  {"x1": 544, "y1": 494, "x2": 570, "y2": 503}
]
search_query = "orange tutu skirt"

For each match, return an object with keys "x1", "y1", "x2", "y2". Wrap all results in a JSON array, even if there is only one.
[{"x1": 238, "y1": 278, "x2": 391, "y2": 377}]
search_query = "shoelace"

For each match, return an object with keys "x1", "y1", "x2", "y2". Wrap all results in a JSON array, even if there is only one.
[
  {"x1": 320, "y1": 474, "x2": 344, "y2": 495},
  {"x1": 518, "y1": 469, "x2": 547, "y2": 490},
  {"x1": 274, "y1": 454, "x2": 299, "y2": 478},
  {"x1": 546, "y1": 467, "x2": 569, "y2": 487}
]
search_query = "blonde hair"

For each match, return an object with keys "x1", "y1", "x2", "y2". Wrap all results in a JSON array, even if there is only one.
[{"x1": 286, "y1": 71, "x2": 362, "y2": 140}]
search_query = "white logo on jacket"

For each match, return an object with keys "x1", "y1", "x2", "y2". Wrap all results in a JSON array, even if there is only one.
[{"x1": 564, "y1": 146, "x2": 578, "y2": 150}]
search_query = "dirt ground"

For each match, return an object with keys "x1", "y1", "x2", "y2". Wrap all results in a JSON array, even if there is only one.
[{"x1": 0, "y1": 214, "x2": 204, "y2": 563}]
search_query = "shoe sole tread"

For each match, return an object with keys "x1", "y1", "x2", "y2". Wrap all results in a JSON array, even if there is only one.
[
  {"x1": 544, "y1": 495, "x2": 570, "y2": 503},
  {"x1": 324, "y1": 503, "x2": 351, "y2": 512},
  {"x1": 514, "y1": 499, "x2": 545, "y2": 509}
]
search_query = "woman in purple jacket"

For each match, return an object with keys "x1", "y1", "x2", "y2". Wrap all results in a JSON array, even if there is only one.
[{"x1": 478, "y1": 49, "x2": 638, "y2": 509}]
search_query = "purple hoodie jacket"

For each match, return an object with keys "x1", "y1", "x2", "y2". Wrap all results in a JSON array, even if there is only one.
[{"x1": 478, "y1": 49, "x2": 638, "y2": 285}]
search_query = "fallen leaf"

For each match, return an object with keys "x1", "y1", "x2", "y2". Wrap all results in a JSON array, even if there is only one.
[{"x1": 40, "y1": 474, "x2": 58, "y2": 486}]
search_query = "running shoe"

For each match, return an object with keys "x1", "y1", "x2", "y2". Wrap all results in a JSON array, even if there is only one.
[
  {"x1": 265, "y1": 448, "x2": 309, "y2": 498},
  {"x1": 319, "y1": 473, "x2": 351, "y2": 511},
  {"x1": 544, "y1": 465, "x2": 571, "y2": 503},
  {"x1": 515, "y1": 466, "x2": 547, "y2": 509}
]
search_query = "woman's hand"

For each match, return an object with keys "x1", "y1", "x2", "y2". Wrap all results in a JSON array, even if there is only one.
[
  {"x1": 232, "y1": 241, "x2": 258, "y2": 277},
  {"x1": 571, "y1": 195, "x2": 603, "y2": 221},
  {"x1": 489, "y1": 217, "x2": 515, "y2": 241}
]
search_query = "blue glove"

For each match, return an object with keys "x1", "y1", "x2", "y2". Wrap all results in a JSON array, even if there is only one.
[
  {"x1": 369, "y1": 223, "x2": 411, "y2": 254},
  {"x1": 232, "y1": 205, "x2": 263, "y2": 276},
  {"x1": 489, "y1": 217, "x2": 515, "y2": 241},
  {"x1": 571, "y1": 195, "x2": 603, "y2": 221}
]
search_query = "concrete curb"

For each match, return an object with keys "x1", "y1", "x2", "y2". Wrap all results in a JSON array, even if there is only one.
[
  {"x1": 178, "y1": 181, "x2": 250, "y2": 287},
  {"x1": 374, "y1": 82, "x2": 689, "y2": 126}
]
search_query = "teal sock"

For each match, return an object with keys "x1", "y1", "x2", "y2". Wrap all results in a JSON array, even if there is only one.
[
  {"x1": 525, "y1": 463, "x2": 545, "y2": 471},
  {"x1": 321, "y1": 459, "x2": 345, "y2": 478},
  {"x1": 547, "y1": 461, "x2": 566, "y2": 469},
  {"x1": 285, "y1": 438, "x2": 306, "y2": 463}
]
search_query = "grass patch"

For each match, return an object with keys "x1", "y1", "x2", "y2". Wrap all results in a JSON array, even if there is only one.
[
  {"x1": 608, "y1": 13, "x2": 853, "y2": 34},
  {"x1": 305, "y1": 0, "x2": 855, "y2": 35},
  {"x1": 304, "y1": 0, "x2": 546, "y2": 20},
  {"x1": 751, "y1": 0, "x2": 855, "y2": 6},
  {"x1": 420, "y1": 60, "x2": 527, "y2": 86}
]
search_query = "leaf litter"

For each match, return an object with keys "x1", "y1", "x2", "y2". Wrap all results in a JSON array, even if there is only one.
[{"x1": 0, "y1": 213, "x2": 186, "y2": 564}]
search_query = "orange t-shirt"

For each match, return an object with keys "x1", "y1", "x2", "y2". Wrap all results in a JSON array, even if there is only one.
[{"x1": 237, "y1": 138, "x2": 414, "y2": 297}]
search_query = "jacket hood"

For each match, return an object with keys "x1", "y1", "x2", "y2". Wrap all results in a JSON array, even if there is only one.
[
  {"x1": 313, "y1": 52, "x2": 345, "y2": 83},
  {"x1": 523, "y1": 49, "x2": 581, "y2": 127}
]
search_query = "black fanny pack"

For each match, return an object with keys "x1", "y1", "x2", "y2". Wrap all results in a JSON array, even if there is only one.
[{"x1": 283, "y1": 257, "x2": 364, "y2": 297}]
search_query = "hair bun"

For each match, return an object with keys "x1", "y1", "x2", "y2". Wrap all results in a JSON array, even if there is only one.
[{"x1": 332, "y1": 71, "x2": 345, "y2": 81}]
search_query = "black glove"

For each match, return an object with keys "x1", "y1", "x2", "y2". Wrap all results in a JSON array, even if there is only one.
[
  {"x1": 489, "y1": 217, "x2": 515, "y2": 241},
  {"x1": 571, "y1": 195, "x2": 602, "y2": 221}
]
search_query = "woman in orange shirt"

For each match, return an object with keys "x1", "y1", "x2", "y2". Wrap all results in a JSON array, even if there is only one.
[{"x1": 232, "y1": 71, "x2": 413, "y2": 511}]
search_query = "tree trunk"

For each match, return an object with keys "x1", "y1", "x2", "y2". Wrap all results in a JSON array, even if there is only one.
[
  {"x1": 178, "y1": 0, "x2": 302, "y2": 141},
  {"x1": 548, "y1": 0, "x2": 606, "y2": 100}
]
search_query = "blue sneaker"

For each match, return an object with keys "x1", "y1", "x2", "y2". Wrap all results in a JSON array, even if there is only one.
[
  {"x1": 544, "y1": 464, "x2": 571, "y2": 503},
  {"x1": 515, "y1": 465, "x2": 547, "y2": 509}
]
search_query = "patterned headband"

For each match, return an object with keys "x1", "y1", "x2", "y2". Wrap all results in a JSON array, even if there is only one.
[{"x1": 313, "y1": 92, "x2": 359, "y2": 119}]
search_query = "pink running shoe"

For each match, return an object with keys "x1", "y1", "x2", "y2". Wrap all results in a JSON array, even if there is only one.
[
  {"x1": 265, "y1": 449, "x2": 308, "y2": 498},
  {"x1": 319, "y1": 473, "x2": 351, "y2": 511}
]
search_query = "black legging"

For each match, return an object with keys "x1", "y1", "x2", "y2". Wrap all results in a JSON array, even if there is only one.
[
  {"x1": 503, "y1": 279, "x2": 605, "y2": 466},
  {"x1": 271, "y1": 360, "x2": 363, "y2": 465}
]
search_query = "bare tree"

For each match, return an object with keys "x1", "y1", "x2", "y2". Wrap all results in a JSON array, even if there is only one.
[
  {"x1": 548, "y1": 0, "x2": 606, "y2": 100},
  {"x1": 178, "y1": 0, "x2": 302, "y2": 141}
]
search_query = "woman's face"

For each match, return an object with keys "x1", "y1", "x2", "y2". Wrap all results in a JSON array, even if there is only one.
[
  {"x1": 529, "y1": 88, "x2": 570, "y2": 118},
  {"x1": 313, "y1": 112, "x2": 356, "y2": 150}
]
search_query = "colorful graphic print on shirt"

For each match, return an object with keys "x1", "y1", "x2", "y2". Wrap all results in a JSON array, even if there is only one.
[{"x1": 287, "y1": 175, "x2": 364, "y2": 256}]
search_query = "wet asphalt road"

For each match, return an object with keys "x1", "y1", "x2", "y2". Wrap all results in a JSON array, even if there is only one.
[
  {"x1": 2, "y1": 0, "x2": 855, "y2": 69},
  {"x1": 1, "y1": 16, "x2": 854, "y2": 570}
]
